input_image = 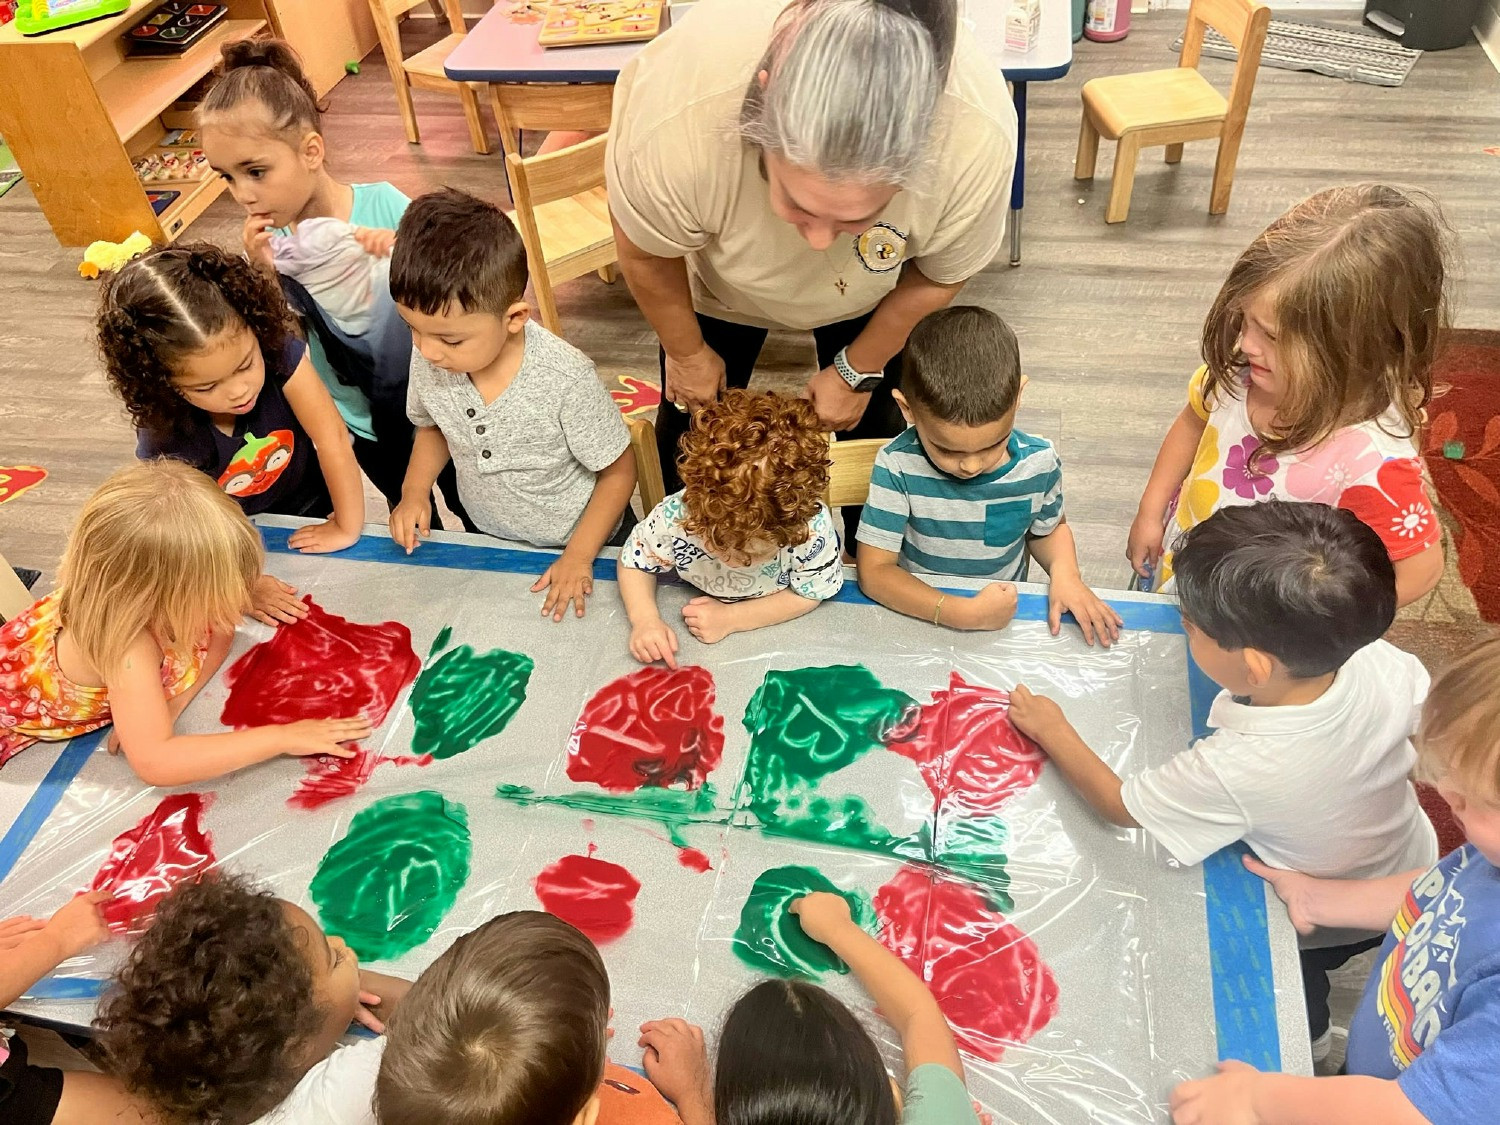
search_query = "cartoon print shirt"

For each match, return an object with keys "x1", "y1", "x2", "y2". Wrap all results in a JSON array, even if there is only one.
[
  {"x1": 620, "y1": 492, "x2": 844, "y2": 602},
  {"x1": 1345, "y1": 845, "x2": 1500, "y2": 1125},
  {"x1": 137, "y1": 336, "x2": 323, "y2": 517},
  {"x1": 1155, "y1": 365, "x2": 1440, "y2": 589}
]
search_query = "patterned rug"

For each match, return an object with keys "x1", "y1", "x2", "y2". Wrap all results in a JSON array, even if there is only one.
[{"x1": 1172, "y1": 18, "x2": 1422, "y2": 87}]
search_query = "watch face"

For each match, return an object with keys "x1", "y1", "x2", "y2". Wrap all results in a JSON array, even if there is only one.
[{"x1": 853, "y1": 373, "x2": 883, "y2": 393}]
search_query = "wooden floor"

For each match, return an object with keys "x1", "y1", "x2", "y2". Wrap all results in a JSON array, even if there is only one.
[{"x1": 2, "y1": 10, "x2": 1497, "y2": 592}]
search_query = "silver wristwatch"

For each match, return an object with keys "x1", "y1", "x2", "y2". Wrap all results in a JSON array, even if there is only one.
[{"x1": 833, "y1": 347, "x2": 883, "y2": 393}]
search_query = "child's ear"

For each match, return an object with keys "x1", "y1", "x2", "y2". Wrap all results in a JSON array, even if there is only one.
[
  {"x1": 300, "y1": 130, "x2": 325, "y2": 172},
  {"x1": 1242, "y1": 647, "x2": 1276, "y2": 687},
  {"x1": 573, "y1": 1093, "x2": 602, "y2": 1125},
  {"x1": 892, "y1": 389, "x2": 914, "y2": 426},
  {"x1": 505, "y1": 300, "x2": 530, "y2": 334}
]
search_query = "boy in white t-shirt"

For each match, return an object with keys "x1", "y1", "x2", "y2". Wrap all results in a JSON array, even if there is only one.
[{"x1": 1008, "y1": 500, "x2": 1438, "y2": 1059}]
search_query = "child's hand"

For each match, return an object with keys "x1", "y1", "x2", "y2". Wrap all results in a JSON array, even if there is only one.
[
  {"x1": 42, "y1": 890, "x2": 113, "y2": 959},
  {"x1": 389, "y1": 496, "x2": 432, "y2": 555},
  {"x1": 1169, "y1": 1060, "x2": 1263, "y2": 1125},
  {"x1": 531, "y1": 553, "x2": 594, "y2": 621},
  {"x1": 1127, "y1": 511, "x2": 1165, "y2": 581},
  {"x1": 279, "y1": 718, "x2": 371, "y2": 757},
  {"x1": 682, "y1": 596, "x2": 738, "y2": 645},
  {"x1": 250, "y1": 575, "x2": 309, "y2": 626},
  {"x1": 1243, "y1": 856, "x2": 1320, "y2": 936},
  {"x1": 789, "y1": 891, "x2": 854, "y2": 945},
  {"x1": 352, "y1": 226, "x2": 396, "y2": 258},
  {"x1": 947, "y1": 583, "x2": 1018, "y2": 631},
  {"x1": 289, "y1": 519, "x2": 361, "y2": 554},
  {"x1": 638, "y1": 1019, "x2": 712, "y2": 1118},
  {"x1": 354, "y1": 969, "x2": 411, "y2": 1034},
  {"x1": 629, "y1": 618, "x2": 679, "y2": 669},
  {"x1": 0, "y1": 914, "x2": 45, "y2": 952},
  {"x1": 1008, "y1": 684, "x2": 1072, "y2": 745},
  {"x1": 242, "y1": 213, "x2": 276, "y2": 276},
  {"x1": 1048, "y1": 575, "x2": 1123, "y2": 648}
]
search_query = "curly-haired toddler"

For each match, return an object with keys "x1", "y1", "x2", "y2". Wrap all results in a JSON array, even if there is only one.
[{"x1": 619, "y1": 391, "x2": 842, "y2": 663}]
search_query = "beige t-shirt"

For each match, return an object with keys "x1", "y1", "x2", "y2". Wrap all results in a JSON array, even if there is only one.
[{"x1": 606, "y1": 0, "x2": 1017, "y2": 330}]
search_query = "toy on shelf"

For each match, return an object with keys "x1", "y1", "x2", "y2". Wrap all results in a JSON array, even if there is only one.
[
  {"x1": 133, "y1": 147, "x2": 212, "y2": 186},
  {"x1": 14, "y1": 0, "x2": 129, "y2": 36},
  {"x1": 125, "y1": 1, "x2": 227, "y2": 54},
  {"x1": 78, "y1": 231, "x2": 151, "y2": 279},
  {"x1": 537, "y1": 0, "x2": 664, "y2": 47}
]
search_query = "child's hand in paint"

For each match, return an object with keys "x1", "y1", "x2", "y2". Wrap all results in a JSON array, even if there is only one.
[
  {"x1": 1242, "y1": 855, "x2": 1321, "y2": 936},
  {"x1": 352, "y1": 226, "x2": 396, "y2": 258},
  {"x1": 279, "y1": 718, "x2": 371, "y2": 758},
  {"x1": 289, "y1": 518, "x2": 361, "y2": 555},
  {"x1": 638, "y1": 1019, "x2": 712, "y2": 1122},
  {"x1": 42, "y1": 890, "x2": 113, "y2": 959},
  {"x1": 389, "y1": 495, "x2": 432, "y2": 555},
  {"x1": 532, "y1": 552, "x2": 595, "y2": 621},
  {"x1": 629, "y1": 617, "x2": 679, "y2": 669},
  {"x1": 1007, "y1": 684, "x2": 1073, "y2": 746},
  {"x1": 242, "y1": 213, "x2": 276, "y2": 277},
  {"x1": 788, "y1": 891, "x2": 855, "y2": 945},
  {"x1": 250, "y1": 575, "x2": 310, "y2": 627}
]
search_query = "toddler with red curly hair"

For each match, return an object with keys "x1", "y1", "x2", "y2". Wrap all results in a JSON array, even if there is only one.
[{"x1": 619, "y1": 391, "x2": 842, "y2": 664}]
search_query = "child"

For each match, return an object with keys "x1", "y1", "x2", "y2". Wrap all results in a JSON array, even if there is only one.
[
  {"x1": 0, "y1": 461, "x2": 370, "y2": 784},
  {"x1": 199, "y1": 39, "x2": 465, "y2": 530},
  {"x1": 856, "y1": 306, "x2": 1121, "y2": 647},
  {"x1": 619, "y1": 390, "x2": 842, "y2": 664},
  {"x1": 96, "y1": 242, "x2": 366, "y2": 626},
  {"x1": 387, "y1": 188, "x2": 636, "y2": 621},
  {"x1": 1, "y1": 891, "x2": 148, "y2": 1125},
  {"x1": 1127, "y1": 183, "x2": 1447, "y2": 607},
  {"x1": 1170, "y1": 637, "x2": 1500, "y2": 1125},
  {"x1": 376, "y1": 910, "x2": 680, "y2": 1124},
  {"x1": 95, "y1": 872, "x2": 401, "y2": 1125},
  {"x1": 639, "y1": 891, "x2": 982, "y2": 1125},
  {"x1": 1010, "y1": 500, "x2": 1438, "y2": 1058}
]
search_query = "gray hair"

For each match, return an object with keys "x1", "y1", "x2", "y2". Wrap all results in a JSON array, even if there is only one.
[{"x1": 740, "y1": 0, "x2": 956, "y2": 187}]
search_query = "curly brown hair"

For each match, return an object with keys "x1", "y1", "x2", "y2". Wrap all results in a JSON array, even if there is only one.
[
  {"x1": 677, "y1": 390, "x2": 829, "y2": 560},
  {"x1": 94, "y1": 871, "x2": 325, "y2": 1125},
  {"x1": 96, "y1": 242, "x2": 297, "y2": 444}
]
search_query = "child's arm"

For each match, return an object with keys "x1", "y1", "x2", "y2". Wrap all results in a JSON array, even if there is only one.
[
  {"x1": 389, "y1": 426, "x2": 453, "y2": 554},
  {"x1": 0, "y1": 891, "x2": 111, "y2": 1009},
  {"x1": 681, "y1": 588, "x2": 819, "y2": 644},
  {"x1": 1027, "y1": 519, "x2": 1123, "y2": 647},
  {"x1": 109, "y1": 633, "x2": 372, "y2": 787},
  {"x1": 857, "y1": 542, "x2": 1018, "y2": 631},
  {"x1": 619, "y1": 565, "x2": 678, "y2": 669},
  {"x1": 1394, "y1": 543, "x2": 1443, "y2": 608},
  {"x1": 108, "y1": 624, "x2": 235, "y2": 754},
  {"x1": 532, "y1": 449, "x2": 637, "y2": 622},
  {"x1": 791, "y1": 892, "x2": 967, "y2": 1079},
  {"x1": 1170, "y1": 1062, "x2": 1426, "y2": 1125},
  {"x1": 1245, "y1": 855, "x2": 1420, "y2": 936},
  {"x1": 637, "y1": 1018, "x2": 715, "y2": 1125},
  {"x1": 282, "y1": 356, "x2": 366, "y2": 554},
  {"x1": 1128, "y1": 403, "x2": 1207, "y2": 578},
  {"x1": 1008, "y1": 684, "x2": 1138, "y2": 827}
]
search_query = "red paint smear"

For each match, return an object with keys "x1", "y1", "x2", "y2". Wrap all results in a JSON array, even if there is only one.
[
  {"x1": 567, "y1": 666, "x2": 724, "y2": 793},
  {"x1": 677, "y1": 847, "x2": 713, "y2": 872},
  {"x1": 887, "y1": 672, "x2": 1046, "y2": 815},
  {"x1": 219, "y1": 598, "x2": 422, "y2": 806},
  {"x1": 533, "y1": 853, "x2": 641, "y2": 944},
  {"x1": 875, "y1": 865, "x2": 1057, "y2": 1061},
  {"x1": 90, "y1": 793, "x2": 216, "y2": 934}
]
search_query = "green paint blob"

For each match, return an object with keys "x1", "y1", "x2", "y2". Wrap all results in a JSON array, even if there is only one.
[
  {"x1": 309, "y1": 791, "x2": 471, "y2": 960},
  {"x1": 409, "y1": 628, "x2": 533, "y2": 759},
  {"x1": 732, "y1": 864, "x2": 876, "y2": 978},
  {"x1": 496, "y1": 783, "x2": 724, "y2": 847}
]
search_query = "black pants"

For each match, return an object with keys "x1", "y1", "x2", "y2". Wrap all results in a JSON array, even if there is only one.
[
  {"x1": 1302, "y1": 936, "x2": 1383, "y2": 1040},
  {"x1": 656, "y1": 311, "x2": 906, "y2": 547},
  {"x1": 352, "y1": 435, "x2": 476, "y2": 533}
]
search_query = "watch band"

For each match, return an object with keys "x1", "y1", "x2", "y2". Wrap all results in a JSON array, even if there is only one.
[{"x1": 833, "y1": 347, "x2": 882, "y2": 392}]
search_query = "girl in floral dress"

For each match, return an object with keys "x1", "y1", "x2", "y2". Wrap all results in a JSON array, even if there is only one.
[{"x1": 1128, "y1": 184, "x2": 1448, "y2": 606}]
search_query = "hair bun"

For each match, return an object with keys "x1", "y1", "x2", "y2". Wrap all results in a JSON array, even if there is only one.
[
  {"x1": 214, "y1": 37, "x2": 321, "y2": 116},
  {"x1": 873, "y1": 0, "x2": 956, "y2": 77}
]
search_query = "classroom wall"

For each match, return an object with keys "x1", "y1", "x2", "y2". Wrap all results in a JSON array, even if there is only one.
[{"x1": 1479, "y1": 0, "x2": 1500, "y2": 72}]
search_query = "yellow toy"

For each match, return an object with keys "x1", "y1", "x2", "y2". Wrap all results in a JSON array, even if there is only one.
[{"x1": 78, "y1": 231, "x2": 152, "y2": 279}]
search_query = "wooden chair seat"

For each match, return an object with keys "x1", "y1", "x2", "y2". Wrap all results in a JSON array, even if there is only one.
[
  {"x1": 1082, "y1": 68, "x2": 1227, "y2": 139},
  {"x1": 403, "y1": 33, "x2": 467, "y2": 81},
  {"x1": 528, "y1": 187, "x2": 612, "y2": 276}
]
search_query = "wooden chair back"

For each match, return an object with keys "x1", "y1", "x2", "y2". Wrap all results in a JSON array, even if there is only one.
[
  {"x1": 627, "y1": 416, "x2": 667, "y2": 515},
  {"x1": 505, "y1": 134, "x2": 607, "y2": 209},
  {"x1": 1179, "y1": 0, "x2": 1271, "y2": 134},
  {"x1": 825, "y1": 436, "x2": 886, "y2": 510},
  {"x1": 376, "y1": 0, "x2": 465, "y2": 33},
  {"x1": 491, "y1": 83, "x2": 615, "y2": 160},
  {"x1": 0, "y1": 552, "x2": 34, "y2": 622}
]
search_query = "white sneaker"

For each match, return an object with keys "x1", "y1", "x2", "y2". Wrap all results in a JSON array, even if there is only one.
[{"x1": 1311, "y1": 1028, "x2": 1333, "y2": 1064}]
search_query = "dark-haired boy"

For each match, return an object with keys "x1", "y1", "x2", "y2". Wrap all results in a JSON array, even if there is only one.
[
  {"x1": 855, "y1": 305, "x2": 1120, "y2": 646},
  {"x1": 1009, "y1": 500, "x2": 1439, "y2": 1060},
  {"x1": 387, "y1": 188, "x2": 636, "y2": 621}
]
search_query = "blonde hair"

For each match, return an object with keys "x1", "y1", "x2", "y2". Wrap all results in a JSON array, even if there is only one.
[
  {"x1": 57, "y1": 460, "x2": 262, "y2": 680},
  {"x1": 1200, "y1": 183, "x2": 1451, "y2": 467},
  {"x1": 1416, "y1": 637, "x2": 1500, "y2": 806}
]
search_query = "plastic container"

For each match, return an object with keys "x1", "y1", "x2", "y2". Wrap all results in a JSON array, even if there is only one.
[
  {"x1": 1084, "y1": 0, "x2": 1129, "y2": 42},
  {"x1": 1072, "y1": 0, "x2": 1086, "y2": 42},
  {"x1": 1363, "y1": 0, "x2": 1482, "y2": 51}
]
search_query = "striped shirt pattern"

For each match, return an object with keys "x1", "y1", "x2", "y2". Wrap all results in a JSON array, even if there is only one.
[{"x1": 855, "y1": 427, "x2": 1064, "y2": 581}]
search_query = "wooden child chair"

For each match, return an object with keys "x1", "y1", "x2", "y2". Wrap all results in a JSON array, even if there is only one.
[
  {"x1": 490, "y1": 82, "x2": 615, "y2": 163},
  {"x1": 627, "y1": 416, "x2": 666, "y2": 516},
  {"x1": 366, "y1": 0, "x2": 492, "y2": 155},
  {"x1": 825, "y1": 436, "x2": 887, "y2": 510},
  {"x1": 0, "y1": 551, "x2": 33, "y2": 622},
  {"x1": 1074, "y1": 0, "x2": 1271, "y2": 223}
]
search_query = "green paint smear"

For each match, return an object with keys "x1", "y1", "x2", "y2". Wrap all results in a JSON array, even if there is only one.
[
  {"x1": 309, "y1": 791, "x2": 471, "y2": 960},
  {"x1": 732, "y1": 864, "x2": 876, "y2": 978},
  {"x1": 495, "y1": 783, "x2": 726, "y2": 847},
  {"x1": 410, "y1": 626, "x2": 533, "y2": 759}
]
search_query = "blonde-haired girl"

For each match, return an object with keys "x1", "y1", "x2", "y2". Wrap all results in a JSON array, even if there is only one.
[
  {"x1": 0, "y1": 460, "x2": 369, "y2": 784},
  {"x1": 1129, "y1": 183, "x2": 1448, "y2": 606}
]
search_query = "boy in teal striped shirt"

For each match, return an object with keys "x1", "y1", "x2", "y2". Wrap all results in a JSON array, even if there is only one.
[{"x1": 856, "y1": 307, "x2": 1121, "y2": 646}]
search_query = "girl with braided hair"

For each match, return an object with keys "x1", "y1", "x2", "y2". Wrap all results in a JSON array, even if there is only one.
[{"x1": 96, "y1": 242, "x2": 365, "y2": 625}]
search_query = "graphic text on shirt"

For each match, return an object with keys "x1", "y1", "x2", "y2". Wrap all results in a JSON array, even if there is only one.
[
  {"x1": 218, "y1": 430, "x2": 295, "y2": 497},
  {"x1": 1377, "y1": 861, "x2": 1466, "y2": 1069}
]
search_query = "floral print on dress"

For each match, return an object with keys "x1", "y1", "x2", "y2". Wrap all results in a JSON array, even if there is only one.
[
  {"x1": 1285, "y1": 429, "x2": 1383, "y2": 500},
  {"x1": 1339, "y1": 458, "x2": 1437, "y2": 550},
  {"x1": 1221, "y1": 436, "x2": 1278, "y2": 500}
]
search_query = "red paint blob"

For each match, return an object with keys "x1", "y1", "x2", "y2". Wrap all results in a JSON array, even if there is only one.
[
  {"x1": 220, "y1": 599, "x2": 422, "y2": 806},
  {"x1": 888, "y1": 672, "x2": 1046, "y2": 815},
  {"x1": 533, "y1": 853, "x2": 642, "y2": 943},
  {"x1": 567, "y1": 666, "x2": 724, "y2": 792},
  {"x1": 875, "y1": 865, "x2": 1057, "y2": 1061},
  {"x1": 288, "y1": 748, "x2": 434, "y2": 810},
  {"x1": 90, "y1": 793, "x2": 216, "y2": 934},
  {"x1": 677, "y1": 847, "x2": 713, "y2": 873}
]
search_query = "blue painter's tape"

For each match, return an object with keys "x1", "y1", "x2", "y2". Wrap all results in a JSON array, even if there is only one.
[
  {"x1": 0, "y1": 731, "x2": 105, "y2": 885},
  {"x1": 22, "y1": 977, "x2": 107, "y2": 1001}
]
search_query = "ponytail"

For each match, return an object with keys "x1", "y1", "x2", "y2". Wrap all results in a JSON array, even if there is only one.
[{"x1": 200, "y1": 37, "x2": 323, "y2": 139}]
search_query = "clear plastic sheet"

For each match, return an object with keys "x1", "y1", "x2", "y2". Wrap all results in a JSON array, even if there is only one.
[{"x1": 0, "y1": 519, "x2": 1308, "y2": 1123}]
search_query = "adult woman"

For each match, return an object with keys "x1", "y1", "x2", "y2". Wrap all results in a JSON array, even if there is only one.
[{"x1": 606, "y1": 0, "x2": 1018, "y2": 541}]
